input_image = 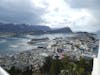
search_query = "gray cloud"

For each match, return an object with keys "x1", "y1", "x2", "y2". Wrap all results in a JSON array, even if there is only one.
[
  {"x1": 0, "y1": 0, "x2": 100, "y2": 32},
  {"x1": 65, "y1": 0, "x2": 100, "y2": 32},
  {"x1": 0, "y1": 0, "x2": 46, "y2": 24},
  {"x1": 66, "y1": 0, "x2": 100, "y2": 9}
]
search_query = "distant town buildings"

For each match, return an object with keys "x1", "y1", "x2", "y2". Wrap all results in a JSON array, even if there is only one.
[{"x1": 0, "y1": 33, "x2": 99, "y2": 71}]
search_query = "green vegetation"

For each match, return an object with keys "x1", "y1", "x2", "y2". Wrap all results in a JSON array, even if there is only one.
[
  {"x1": 7, "y1": 66, "x2": 33, "y2": 75},
  {"x1": 40, "y1": 56, "x2": 93, "y2": 75},
  {"x1": 6, "y1": 56, "x2": 93, "y2": 75}
]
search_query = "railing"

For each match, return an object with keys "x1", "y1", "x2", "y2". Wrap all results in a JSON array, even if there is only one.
[
  {"x1": 0, "y1": 67, "x2": 9, "y2": 75},
  {"x1": 92, "y1": 41, "x2": 100, "y2": 75}
]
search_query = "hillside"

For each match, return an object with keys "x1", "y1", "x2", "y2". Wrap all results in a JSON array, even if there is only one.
[{"x1": 0, "y1": 22, "x2": 72, "y2": 34}]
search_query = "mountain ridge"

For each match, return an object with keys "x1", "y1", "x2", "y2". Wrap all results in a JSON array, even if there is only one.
[{"x1": 0, "y1": 22, "x2": 72, "y2": 34}]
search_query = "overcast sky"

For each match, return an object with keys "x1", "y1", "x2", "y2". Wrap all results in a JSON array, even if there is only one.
[{"x1": 0, "y1": 0, "x2": 100, "y2": 32}]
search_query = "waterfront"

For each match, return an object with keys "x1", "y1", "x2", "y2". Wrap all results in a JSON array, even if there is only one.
[
  {"x1": 0, "y1": 33, "x2": 77, "y2": 55},
  {"x1": 0, "y1": 33, "x2": 99, "y2": 75}
]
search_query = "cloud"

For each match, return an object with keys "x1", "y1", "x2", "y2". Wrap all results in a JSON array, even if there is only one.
[
  {"x1": 65, "y1": 0, "x2": 100, "y2": 32},
  {"x1": 66, "y1": 0, "x2": 100, "y2": 9},
  {"x1": 0, "y1": 0, "x2": 46, "y2": 24},
  {"x1": 38, "y1": 0, "x2": 98, "y2": 32},
  {"x1": 0, "y1": 0, "x2": 100, "y2": 32}
]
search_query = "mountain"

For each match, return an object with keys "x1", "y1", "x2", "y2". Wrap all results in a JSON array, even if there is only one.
[
  {"x1": 0, "y1": 22, "x2": 72, "y2": 34},
  {"x1": 0, "y1": 22, "x2": 50, "y2": 33},
  {"x1": 47, "y1": 27, "x2": 72, "y2": 33}
]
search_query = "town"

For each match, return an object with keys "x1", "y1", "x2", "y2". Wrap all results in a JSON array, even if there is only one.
[{"x1": 0, "y1": 32, "x2": 99, "y2": 73}]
